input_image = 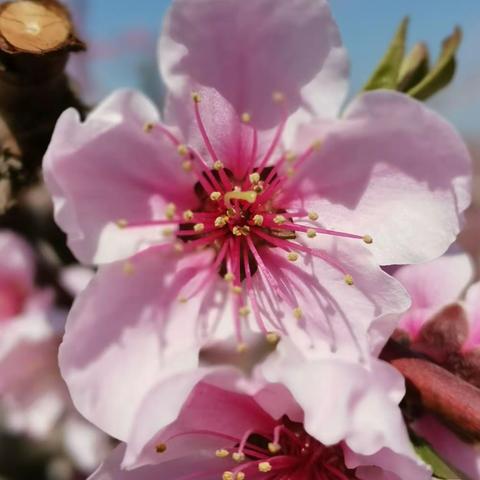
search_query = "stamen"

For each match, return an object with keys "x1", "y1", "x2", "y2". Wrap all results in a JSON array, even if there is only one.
[
  {"x1": 143, "y1": 122, "x2": 154, "y2": 133},
  {"x1": 293, "y1": 307, "x2": 303, "y2": 320},
  {"x1": 115, "y1": 218, "x2": 128, "y2": 228},
  {"x1": 210, "y1": 191, "x2": 222, "y2": 201},
  {"x1": 232, "y1": 452, "x2": 246, "y2": 462},
  {"x1": 237, "y1": 343, "x2": 248, "y2": 354},
  {"x1": 224, "y1": 272, "x2": 235, "y2": 283},
  {"x1": 253, "y1": 214, "x2": 264, "y2": 226},
  {"x1": 224, "y1": 190, "x2": 257, "y2": 209},
  {"x1": 165, "y1": 203, "x2": 176, "y2": 220},
  {"x1": 239, "y1": 306, "x2": 251, "y2": 317},
  {"x1": 155, "y1": 443, "x2": 167, "y2": 453},
  {"x1": 273, "y1": 215, "x2": 287, "y2": 225},
  {"x1": 182, "y1": 159, "x2": 193, "y2": 172},
  {"x1": 183, "y1": 210, "x2": 194, "y2": 221},
  {"x1": 241, "y1": 112, "x2": 251, "y2": 123},
  {"x1": 308, "y1": 211, "x2": 319, "y2": 221},
  {"x1": 249, "y1": 172, "x2": 261, "y2": 184},
  {"x1": 213, "y1": 160, "x2": 224, "y2": 170},
  {"x1": 258, "y1": 461, "x2": 273, "y2": 473},
  {"x1": 287, "y1": 252, "x2": 299, "y2": 262},
  {"x1": 306, "y1": 229, "x2": 317, "y2": 238},
  {"x1": 216, "y1": 449, "x2": 230, "y2": 458},
  {"x1": 177, "y1": 144, "x2": 189, "y2": 157},
  {"x1": 344, "y1": 275, "x2": 354, "y2": 286},
  {"x1": 268, "y1": 442, "x2": 281, "y2": 454},
  {"x1": 193, "y1": 223, "x2": 205, "y2": 233},
  {"x1": 272, "y1": 91, "x2": 285, "y2": 104},
  {"x1": 223, "y1": 472, "x2": 234, "y2": 480},
  {"x1": 215, "y1": 216, "x2": 228, "y2": 228},
  {"x1": 363, "y1": 235, "x2": 373, "y2": 244},
  {"x1": 266, "y1": 332, "x2": 280, "y2": 345},
  {"x1": 123, "y1": 262, "x2": 135, "y2": 276}
]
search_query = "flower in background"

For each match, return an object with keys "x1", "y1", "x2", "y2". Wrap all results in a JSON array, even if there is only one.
[
  {"x1": 90, "y1": 341, "x2": 430, "y2": 480},
  {"x1": 43, "y1": 0, "x2": 470, "y2": 446},
  {"x1": 394, "y1": 252, "x2": 480, "y2": 479},
  {"x1": 0, "y1": 231, "x2": 110, "y2": 473}
]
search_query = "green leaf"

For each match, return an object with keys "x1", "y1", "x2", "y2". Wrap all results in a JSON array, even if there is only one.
[
  {"x1": 397, "y1": 42, "x2": 430, "y2": 92},
  {"x1": 411, "y1": 432, "x2": 471, "y2": 479},
  {"x1": 408, "y1": 27, "x2": 462, "y2": 100},
  {"x1": 363, "y1": 17, "x2": 409, "y2": 91}
]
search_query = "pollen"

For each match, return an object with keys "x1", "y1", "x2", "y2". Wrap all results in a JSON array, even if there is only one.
[
  {"x1": 143, "y1": 122, "x2": 154, "y2": 133},
  {"x1": 177, "y1": 144, "x2": 189, "y2": 157},
  {"x1": 183, "y1": 210, "x2": 194, "y2": 221},
  {"x1": 306, "y1": 229, "x2": 317, "y2": 238},
  {"x1": 223, "y1": 472, "x2": 234, "y2": 480},
  {"x1": 273, "y1": 215, "x2": 287, "y2": 225},
  {"x1": 216, "y1": 449, "x2": 230, "y2": 458},
  {"x1": 287, "y1": 252, "x2": 299, "y2": 262},
  {"x1": 182, "y1": 160, "x2": 193, "y2": 172},
  {"x1": 239, "y1": 306, "x2": 251, "y2": 317},
  {"x1": 213, "y1": 160, "x2": 224, "y2": 170},
  {"x1": 115, "y1": 218, "x2": 128, "y2": 228},
  {"x1": 266, "y1": 332, "x2": 280, "y2": 344},
  {"x1": 210, "y1": 191, "x2": 222, "y2": 201},
  {"x1": 224, "y1": 272, "x2": 235, "y2": 283},
  {"x1": 215, "y1": 216, "x2": 228, "y2": 228},
  {"x1": 232, "y1": 452, "x2": 245, "y2": 462},
  {"x1": 232, "y1": 285, "x2": 243, "y2": 294},
  {"x1": 253, "y1": 214, "x2": 264, "y2": 226},
  {"x1": 363, "y1": 235, "x2": 373, "y2": 244},
  {"x1": 194, "y1": 223, "x2": 205, "y2": 233},
  {"x1": 272, "y1": 91, "x2": 285, "y2": 104},
  {"x1": 268, "y1": 442, "x2": 281, "y2": 454},
  {"x1": 236, "y1": 474, "x2": 245, "y2": 480},
  {"x1": 162, "y1": 228, "x2": 173, "y2": 238},
  {"x1": 237, "y1": 343, "x2": 248, "y2": 354},
  {"x1": 344, "y1": 274, "x2": 354, "y2": 286},
  {"x1": 241, "y1": 112, "x2": 252, "y2": 123},
  {"x1": 155, "y1": 443, "x2": 167, "y2": 453},
  {"x1": 249, "y1": 172, "x2": 261, "y2": 184},
  {"x1": 293, "y1": 307, "x2": 303, "y2": 320},
  {"x1": 165, "y1": 203, "x2": 176, "y2": 220},
  {"x1": 258, "y1": 461, "x2": 273, "y2": 473},
  {"x1": 191, "y1": 91, "x2": 202, "y2": 103},
  {"x1": 308, "y1": 211, "x2": 319, "y2": 221},
  {"x1": 233, "y1": 225, "x2": 250, "y2": 236}
]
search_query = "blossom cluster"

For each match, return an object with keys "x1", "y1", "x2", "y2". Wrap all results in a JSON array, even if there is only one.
[{"x1": 16, "y1": 0, "x2": 474, "y2": 478}]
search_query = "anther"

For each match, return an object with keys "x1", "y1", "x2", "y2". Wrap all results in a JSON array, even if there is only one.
[
  {"x1": 237, "y1": 343, "x2": 248, "y2": 354},
  {"x1": 308, "y1": 211, "x2": 319, "y2": 221},
  {"x1": 155, "y1": 443, "x2": 167, "y2": 454},
  {"x1": 312, "y1": 140, "x2": 322, "y2": 151},
  {"x1": 272, "y1": 91, "x2": 285, "y2": 104},
  {"x1": 213, "y1": 160, "x2": 224, "y2": 171},
  {"x1": 344, "y1": 274, "x2": 354, "y2": 286},
  {"x1": 165, "y1": 203, "x2": 176, "y2": 220},
  {"x1": 287, "y1": 252, "x2": 299, "y2": 262},
  {"x1": 273, "y1": 215, "x2": 287, "y2": 225},
  {"x1": 363, "y1": 235, "x2": 373, "y2": 244},
  {"x1": 173, "y1": 242, "x2": 184, "y2": 253},
  {"x1": 236, "y1": 473, "x2": 245, "y2": 480},
  {"x1": 232, "y1": 286, "x2": 243, "y2": 295},
  {"x1": 258, "y1": 461, "x2": 273, "y2": 473},
  {"x1": 210, "y1": 191, "x2": 222, "y2": 201},
  {"x1": 224, "y1": 272, "x2": 235, "y2": 283},
  {"x1": 241, "y1": 112, "x2": 251, "y2": 123},
  {"x1": 268, "y1": 442, "x2": 281, "y2": 454},
  {"x1": 177, "y1": 144, "x2": 189, "y2": 157},
  {"x1": 215, "y1": 216, "x2": 228, "y2": 228},
  {"x1": 306, "y1": 229, "x2": 317, "y2": 238},
  {"x1": 286, "y1": 151, "x2": 297, "y2": 163},
  {"x1": 178, "y1": 296, "x2": 188, "y2": 304},
  {"x1": 183, "y1": 210, "x2": 194, "y2": 221},
  {"x1": 192, "y1": 91, "x2": 202, "y2": 103},
  {"x1": 239, "y1": 306, "x2": 251, "y2": 317},
  {"x1": 249, "y1": 172, "x2": 261, "y2": 184},
  {"x1": 162, "y1": 228, "x2": 174, "y2": 238},
  {"x1": 266, "y1": 332, "x2": 280, "y2": 345},
  {"x1": 293, "y1": 307, "x2": 303, "y2": 320},
  {"x1": 123, "y1": 262, "x2": 134, "y2": 276},
  {"x1": 232, "y1": 452, "x2": 245, "y2": 462},
  {"x1": 115, "y1": 218, "x2": 128, "y2": 228},
  {"x1": 216, "y1": 449, "x2": 230, "y2": 458},
  {"x1": 182, "y1": 160, "x2": 193, "y2": 172},
  {"x1": 233, "y1": 226, "x2": 250, "y2": 236},
  {"x1": 253, "y1": 214, "x2": 264, "y2": 226},
  {"x1": 287, "y1": 166, "x2": 295, "y2": 177},
  {"x1": 223, "y1": 472, "x2": 234, "y2": 480},
  {"x1": 143, "y1": 122, "x2": 154, "y2": 133},
  {"x1": 253, "y1": 184, "x2": 264, "y2": 193},
  {"x1": 194, "y1": 223, "x2": 205, "y2": 233}
]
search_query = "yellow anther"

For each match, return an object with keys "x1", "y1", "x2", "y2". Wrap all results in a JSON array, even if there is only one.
[
  {"x1": 226, "y1": 208, "x2": 237, "y2": 218},
  {"x1": 182, "y1": 160, "x2": 193, "y2": 172},
  {"x1": 224, "y1": 190, "x2": 257, "y2": 209},
  {"x1": 210, "y1": 191, "x2": 222, "y2": 201},
  {"x1": 268, "y1": 442, "x2": 281, "y2": 454},
  {"x1": 307, "y1": 229, "x2": 317, "y2": 238},
  {"x1": 249, "y1": 172, "x2": 261, "y2": 184},
  {"x1": 173, "y1": 242, "x2": 184, "y2": 253},
  {"x1": 273, "y1": 215, "x2": 287, "y2": 225},
  {"x1": 215, "y1": 216, "x2": 228, "y2": 228},
  {"x1": 155, "y1": 443, "x2": 167, "y2": 454},
  {"x1": 177, "y1": 144, "x2": 189, "y2": 157},
  {"x1": 183, "y1": 210, "x2": 194, "y2": 221},
  {"x1": 293, "y1": 307, "x2": 303, "y2": 320},
  {"x1": 344, "y1": 274, "x2": 354, "y2": 286},
  {"x1": 192, "y1": 91, "x2": 202, "y2": 103},
  {"x1": 266, "y1": 332, "x2": 280, "y2": 345},
  {"x1": 237, "y1": 343, "x2": 248, "y2": 354},
  {"x1": 232, "y1": 285, "x2": 243, "y2": 295},
  {"x1": 165, "y1": 203, "x2": 176, "y2": 220},
  {"x1": 213, "y1": 160, "x2": 224, "y2": 170},
  {"x1": 258, "y1": 461, "x2": 273, "y2": 473},
  {"x1": 233, "y1": 225, "x2": 250, "y2": 237},
  {"x1": 363, "y1": 235, "x2": 373, "y2": 245},
  {"x1": 236, "y1": 473, "x2": 246, "y2": 480},
  {"x1": 224, "y1": 272, "x2": 235, "y2": 283},
  {"x1": 162, "y1": 228, "x2": 174, "y2": 238},
  {"x1": 232, "y1": 452, "x2": 245, "y2": 462},
  {"x1": 122, "y1": 262, "x2": 134, "y2": 276},
  {"x1": 253, "y1": 214, "x2": 264, "y2": 226},
  {"x1": 308, "y1": 211, "x2": 319, "y2": 221},
  {"x1": 272, "y1": 91, "x2": 285, "y2": 104},
  {"x1": 312, "y1": 139, "x2": 322, "y2": 151},
  {"x1": 223, "y1": 472, "x2": 234, "y2": 480},
  {"x1": 286, "y1": 166, "x2": 295, "y2": 178},
  {"x1": 143, "y1": 122, "x2": 154, "y2": 133},
  {"x1": 241, "y1": 112, "x2": 251, "y2": 123},
  {"x1": 287, "y1": 252, "x2": 299, "y2": 262},
  {"x1": 115, "y1": 218, "x2": 128, "y2": 228},
  {"x1": 239, "y1": 306, "x2": 251, "y2": 317},
  {"x1": 194, "y1": 223, "x2": 205, "y2": 233},
  {"x1": 178, "y1": 296, "x2": 188, "y2": 304},
  {"x1": 216, "y1": 449, "x2": 230, "y2": 458},
  {"x1": 286, "y1": 151, "x2": 297, "y2": 163}
]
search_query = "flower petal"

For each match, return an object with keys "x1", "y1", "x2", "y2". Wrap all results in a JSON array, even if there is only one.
[
  {"x1": 0, "y1": 231, "x2": 35, "y2": 291},
  {"x1": 44, "y1": 89, "x2": 196, "y2": 265},
  {"x1": 160, "y1": 0, "x2": 348, "y2": 129},
  {"x1": 293, "y1": 91, "x2": 471, "y2": 265}
]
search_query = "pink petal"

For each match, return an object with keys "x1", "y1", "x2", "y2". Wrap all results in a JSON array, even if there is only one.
[
  {"x1": 59, "y1": 247, "x2": 232, "y2": 440},
  {"x1": 293, "y1": 91, "x2": 471, "y2": 266},
  {"x1": 0, "y1": 231, "x2": 35, "y2": 289},
  {"x1": 160, "y1": 0, "x2": 348, "y2": 129},
  {"x1": 44, "y1": 89, "x2": 196, "y2": 265}
]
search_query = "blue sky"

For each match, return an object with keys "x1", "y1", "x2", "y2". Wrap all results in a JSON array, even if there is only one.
[{"x1": 68, "y1": 0, "x2": 480, "y2": 135}]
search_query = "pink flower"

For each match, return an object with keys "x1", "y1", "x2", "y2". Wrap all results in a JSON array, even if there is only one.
[
  {"x1": 89, "y1": 343, "x2": 431, "y2": 480},
  {"x1": 43, "y1": 0, "x2": 469, "y2": 441},
  {"x1": 0, "y1": 231, "x2": 110, "y2": 472}
]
